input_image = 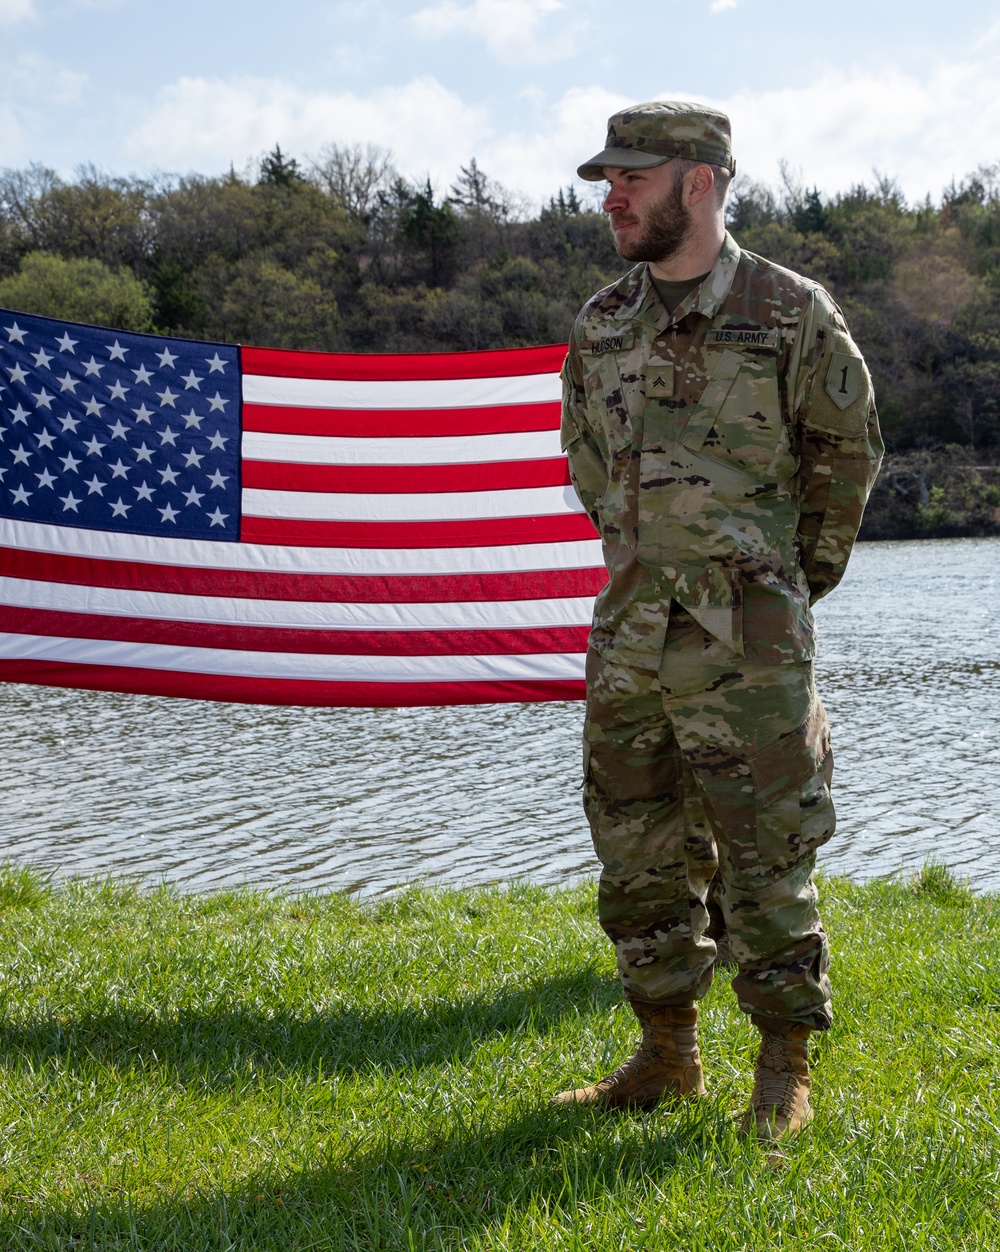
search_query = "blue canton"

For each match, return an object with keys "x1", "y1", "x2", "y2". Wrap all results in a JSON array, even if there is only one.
[{"x1": 0, "y1": 309, "x2": 241, "y2": 541}]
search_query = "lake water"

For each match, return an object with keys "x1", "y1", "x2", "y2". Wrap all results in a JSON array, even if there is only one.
[{"x1": 1, "y1": 537, "x2": 997, "y2": 896}]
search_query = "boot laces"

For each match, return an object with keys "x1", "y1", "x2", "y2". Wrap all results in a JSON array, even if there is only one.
[{"x1": 752, "y1": 1039, "x2": 805, "y2": 1116}]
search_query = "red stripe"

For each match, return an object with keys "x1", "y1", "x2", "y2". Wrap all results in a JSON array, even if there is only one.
[
  {"x1": 3, "y1": 606, "x2": 589, "y2": 656},
  {"x1": 243, "y1": 401, "x2": 561, "y2": 437},
  {"x1": 0, "y1": 546, "x2": 607, "y2": 603},
  {"x1": 242, "y1": 343, "x2": 567, "y2": 382},
  {"x1": 0, "y1": 659, "x2": 585, "y2": 707},
  {"x1": 240, "y1": 514, "x2": 598, "y2": 548},
  {"x1": 241, "y1": 459, "x2": 572, "y2": 494}
]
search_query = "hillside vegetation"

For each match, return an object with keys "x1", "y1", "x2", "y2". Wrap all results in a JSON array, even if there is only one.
[{"x1": 3, "y1": 146, "x2": 1000, "y2": 536}]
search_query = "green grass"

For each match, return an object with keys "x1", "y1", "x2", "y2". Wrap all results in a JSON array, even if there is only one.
[{"x1": 1, "y1": 865, "x2": 999, "y2": 1250}]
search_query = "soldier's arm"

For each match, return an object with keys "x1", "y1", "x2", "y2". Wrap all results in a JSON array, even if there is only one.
[
  {"x1": 793, "y1": 292, "x2": 884, "y2": 603},
  {"x1": 560, "y1": 335, "x2": 608, "y2": 526}
]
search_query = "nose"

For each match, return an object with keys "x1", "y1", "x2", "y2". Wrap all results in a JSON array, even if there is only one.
[{"x1": 603, "y1": 182, "x2": 626, "y2": 213}]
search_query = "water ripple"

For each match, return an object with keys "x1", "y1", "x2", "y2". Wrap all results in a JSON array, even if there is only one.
[{"x1": 2, "y1": 536, "x2": 998, "y2": 895}]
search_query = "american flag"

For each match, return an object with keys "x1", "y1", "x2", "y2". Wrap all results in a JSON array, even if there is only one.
[{"x1": 0, "y1": 308, "x2": 605, "y2": 706}]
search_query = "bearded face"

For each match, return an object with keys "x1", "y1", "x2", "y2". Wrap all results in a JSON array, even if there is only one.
[{"x1": 608, "y1": 169, "x2": 692, "y2": 264}]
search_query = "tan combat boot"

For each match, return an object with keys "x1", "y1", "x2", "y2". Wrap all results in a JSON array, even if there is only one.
[
  {"x1": 740, "y1": 1015, "x2": 814, "y2": 1141},
  {"x1": 551, "y1": 1001, "x2": 706, "y2": 1110}
]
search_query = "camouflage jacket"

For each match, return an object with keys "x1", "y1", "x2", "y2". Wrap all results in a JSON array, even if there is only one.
[{"x1": 561, "y1": 233, "x2": 883, "y2": 667}]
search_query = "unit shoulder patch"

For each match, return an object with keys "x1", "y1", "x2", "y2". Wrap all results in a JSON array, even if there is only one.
[{"x1": 825, "y1": 351, "x2": 863, "y2": 410}]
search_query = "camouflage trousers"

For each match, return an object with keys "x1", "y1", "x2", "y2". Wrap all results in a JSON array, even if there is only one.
[{"x1": 583, "y1": 607, "x2": 835, "y2": 1029}]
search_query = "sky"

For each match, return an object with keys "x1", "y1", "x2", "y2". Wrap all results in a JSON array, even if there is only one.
[{"x1": 2, "y1": 0, "x2": 1000, "y2": 210}]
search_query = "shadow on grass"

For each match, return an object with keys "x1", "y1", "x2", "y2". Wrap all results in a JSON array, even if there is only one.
[
  {"x1": 0, "y1": 1098, "x2": 739, "y2": 1249},
  {"x1": 0, "y1": 968, "x2": 619, "y2": 1085}
]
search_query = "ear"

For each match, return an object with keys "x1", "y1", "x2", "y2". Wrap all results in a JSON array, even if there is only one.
[{"x1": 684, "y1": 163, "x2": 716, "y2": 208}]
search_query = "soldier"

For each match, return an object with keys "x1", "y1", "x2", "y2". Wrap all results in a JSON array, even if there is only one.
[{"x1": 555, "y1": 101, "x2": 883, "y2": 1141}]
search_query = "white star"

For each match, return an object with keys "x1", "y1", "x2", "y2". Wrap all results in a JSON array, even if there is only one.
[
  {"x1": 132, "y1": 364, "x2": 154, "y2": 385},
  {"x1": 158, "y1": 465, "x2": 179, "y2": 485},
  {"x1": 134, "y1": 442, "x2": 154, "y2": 463},
  {"x1": 10, "y1": 484, "x2": 31, "y2": 505},
  {"x1": 109, "y1": 497, "x2": 131, "y2": 518},
  {"x1": 181, "y1": 370, "x2": 203, "y2": 391},
  {"x1": 132, "y1": 403, "x2": 154, "y2": 423},
  {"x1": 155, "y1": 347, "x2": 178, "y2": 369},
  {"x1": 55, "y1": 331, "x2": 78, "y2": 353},
  {"x1": 158, "y1": 426, "x2": 178, "y2": 446},
  {"x1": 32, "y1": 348, "x2": 54, "y2": 369},
  {"x1": 158, "y1": 503, "x2": 179, "y2": 523},
  {"x1": 9, "y1": 404, "x2": 30, "y2": 423},
  {"x1": 83, "y1": 397, "x2": 104, "y2": 417},
  {"x1": 106, "y1": 340, "x2": 128, "y2": 361},
  {"x1": 4, "y1": 322, "x2": 26, "y2": 344},
  {"x1": 205, "y1": 353, "x2": 227, "y2": 374},
  {"x1": 60, "y1": 491, "x2": 81, "y2": 512},
  {"x1": 11, "y1": 445, "x2": 30, "y2": 465},
  {"x1": 36, "y1": 429, "x2": 56, "y2": 450},
  {"x1": 106, "y1": 419, "x2": 129, "y2": 440},
  {"x1": 83, "y1": 435, "x2": 105, "y2": 456},
  {"x1": 107, "y1": 380, "x2": 129, "y2": 402},
  {"x1": 207, "y1": 469, "x2": 229, "y2": 490},
  {"x1": 207, "y1": 392, "x2": 229, "y2": 412},
  {"x1": 183, "y1": 448, "x2": 204, "y2": 468},
  {"x1": 7, "y1": 364, "x2": 28, "y2": 385},
  {"x1": 60, "y1": 452, "x2": 81, "y2": 473},
  {"x1": 207, "y1": 507, "x2": 229, "y2": 527},
  {"x1": 0, "y1": 466, "x2": 6, "y2": 480},
  {"x1": 35, "y1": 468, "x2": 57, "y2": 489},
  {"x1": 32, "y1": 387, "x2": 54, "y2": 410},
  {"x1": 83, "y1": 356, "x2": 103, "y2": 377},
  {"x1": 84, "y1": 475, "x2": 106, "y2": 495},
  {"x1": 183, "y1": 485, "x2": 204, "y2": 506},
  {"x1": 157, "y1": 387, "x2": 178, "y2": 408},
  {"x1": 57, "y1": 372, "x2": 79, "y2": 393},
  {"x1": 207, "y1": 430, "x2": 228, "y2": 450},
  {"x1": 59, "y1": 414, "x2": 80, "y2": 433},
  {"x1": 181, "y1": 409, "x2": 203, "y2": 429},
  {"x1": 134, "y1": 480, "x2": 155, "y2": 502},
  {"x1": 109, "y1": 458, "x2": 130, "y2": 479}
]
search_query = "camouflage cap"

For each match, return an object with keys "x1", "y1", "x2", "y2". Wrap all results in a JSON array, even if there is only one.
[{"x1": 577, "y1": 100, "x2": 735, "y2": 181}]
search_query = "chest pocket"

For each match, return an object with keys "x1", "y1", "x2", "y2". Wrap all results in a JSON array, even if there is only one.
[
  {"x1": 679, "y1": 348, "x2": 784, "y2": 481},
  {"x1": 583, "y1": 350, "x2": 640, "y2": 458}
]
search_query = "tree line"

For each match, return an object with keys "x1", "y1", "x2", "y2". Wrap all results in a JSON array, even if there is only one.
[{"x1": 2, "y1": 143, "x2": 999, "y2": 536}]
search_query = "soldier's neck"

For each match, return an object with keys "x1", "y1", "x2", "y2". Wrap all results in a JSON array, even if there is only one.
[{"x1": 648, "y1": 219, "x2": 726, "y2": 283}]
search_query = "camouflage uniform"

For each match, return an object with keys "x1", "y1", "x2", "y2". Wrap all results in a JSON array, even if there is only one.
[{"x1": 562, "y1": 233, "x2": 883, "y2": 1028}]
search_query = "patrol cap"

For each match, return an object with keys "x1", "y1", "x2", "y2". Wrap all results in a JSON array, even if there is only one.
[{"x1": 577, "y1": 100, "x2": 735, "y2": 182}]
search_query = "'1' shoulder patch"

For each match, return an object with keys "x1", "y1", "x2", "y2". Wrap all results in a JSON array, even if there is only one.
[{"x1": 825, "y1": 352, "x2": 863, "y2": 410}]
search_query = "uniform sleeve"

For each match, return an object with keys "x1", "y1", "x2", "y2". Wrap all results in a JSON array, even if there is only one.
[
  {"x1": 793, "y1": 292, "x2": 884, "y2": 602},
  {"x1": 560, "y1": 333, "x2": 607, "y2": 528}
]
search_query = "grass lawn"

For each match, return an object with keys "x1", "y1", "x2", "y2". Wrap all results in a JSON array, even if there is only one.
[{"x1": 1, "y1": 863, "x2": 998, "y2": 1250}]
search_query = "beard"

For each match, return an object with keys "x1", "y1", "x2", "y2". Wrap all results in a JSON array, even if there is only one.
[{"x1": 609, "y1": 173, "x2": 692, "y2": 264}]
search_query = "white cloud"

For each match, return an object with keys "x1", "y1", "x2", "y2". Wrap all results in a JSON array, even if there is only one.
[
  {"x1": 710, "y1": 0, "x2": 739, "y2": 11},
  {"x1": 0, "y1": 0, "x2": 35, "y2": 24},
  {"x1": 123, "y1": 75, "x2": 490, "y2": 190},
  {"x1": 0, "y1": 54, "x2": 88, "y2": 165},
  {"x1": 714, "y1": 56, "x2": 1000, "y2": 202},
  {"x1": 411, "y1": 0, "x2": 572, "y2": 65}
]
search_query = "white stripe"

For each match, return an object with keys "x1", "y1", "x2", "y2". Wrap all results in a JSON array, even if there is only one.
[
  {"x1": 243, "y1": 371, "x2": 561, "y2": 410},
  {"x1": 243, "y1": 484, "x2": 585, "y2": 522},
  {"x1": 0, "y1": 518, "x2": 604, "y2": 577},
  {"x1": 1, "y1": 577, "x2": 595, "y2": 631},
  {"x1": 0, "y1": 632, "x2": 586, "y2": 683},
  {"x1": 242, "y1": 429, "x2": 562, "y2": 466}
]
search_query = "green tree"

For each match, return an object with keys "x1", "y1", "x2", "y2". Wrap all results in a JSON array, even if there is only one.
[{"x1": 0, "y1": 251, "x2": 155, "y2": 330}]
